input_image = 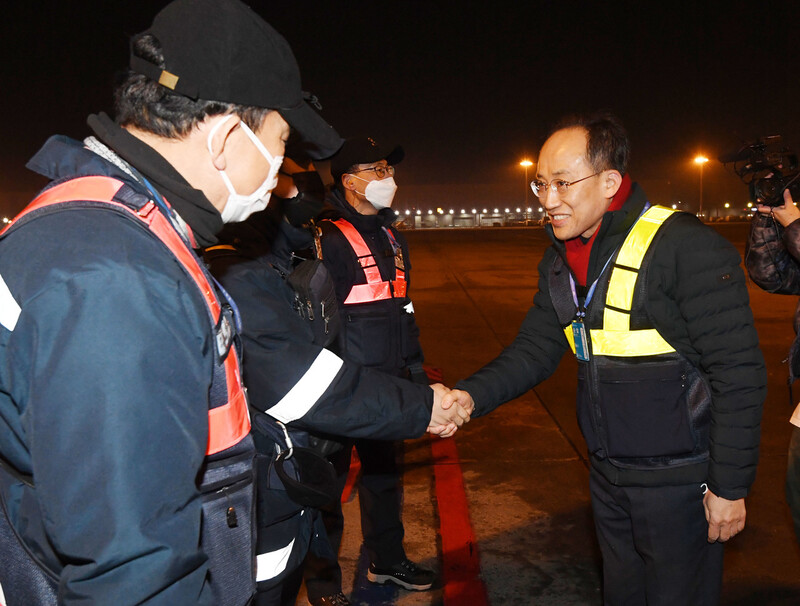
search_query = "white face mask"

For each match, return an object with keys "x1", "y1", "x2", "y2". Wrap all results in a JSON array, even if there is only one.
[
  {"x1": 353, "y1": 175, "x2": 398, "y2": 209},
  {"x1": 207, "y1": 114, "x2": 284, "y2": 223}
]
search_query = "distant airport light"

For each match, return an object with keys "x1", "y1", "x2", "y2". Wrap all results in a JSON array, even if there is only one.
[
  {"x1": 482, "y1": 208, "x2": 488, "y2": 213},
  {"x1": 472, "y1": 209, "x2": 477, "y2": 214},
  {"x1": 405, "y1": 210, "x2": 411, "y2": 215},
  {"x1": 416, "y1": 210, "x2": 422, "y2": 215}
]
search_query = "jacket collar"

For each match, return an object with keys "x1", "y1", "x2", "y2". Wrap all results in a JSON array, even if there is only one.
[
  {"x1": 26, "y1": 113, "x2": 223, "y2": 247},
  {"x1": 89, "y1": 114, "x2": 223, "y2": 247},
  {"x1": 322, "y1": 187, "x2": 398, "y2": 231}
]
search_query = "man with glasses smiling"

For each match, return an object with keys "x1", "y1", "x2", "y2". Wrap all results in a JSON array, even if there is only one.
[{"x1": 446, "y1": 112, "x2": 766, "y2": 605}]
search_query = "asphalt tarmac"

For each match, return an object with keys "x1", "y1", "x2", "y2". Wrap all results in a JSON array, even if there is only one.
[{"x1": 297, "y1": 222, "x2": 800, "y2": 606}]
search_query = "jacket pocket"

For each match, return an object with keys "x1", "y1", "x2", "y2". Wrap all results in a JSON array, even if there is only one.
[
  {"x1": 344, "y1": 308, "x2": 395, "y2": 368},
  {"x1": 598, "y1": 361, "x2": 697, "y2": 459},
  {"x1": 199, "y1": 450, "x2": 256, "y2": 606}
]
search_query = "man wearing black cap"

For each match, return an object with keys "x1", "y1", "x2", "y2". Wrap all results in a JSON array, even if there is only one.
[
  {"x1": 0, "y1": 1, "x2": 341, "y2": 605},
  {"x1": 205, "y1": 162, "x2": 470, "y2": 606},
  {"x1": 300, "y1": 138, "x2": 435, "y2": 604}
]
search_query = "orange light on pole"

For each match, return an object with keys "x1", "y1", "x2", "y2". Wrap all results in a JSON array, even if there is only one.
[
  {"x1": 520, "y1": 159, "x2": 533, "y2": 206},
  {"x1": 694, "y1": 155, "x2": 709, "y2": 218}
]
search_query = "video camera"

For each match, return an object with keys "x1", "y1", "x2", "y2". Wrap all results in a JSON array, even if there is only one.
[{"x1": 719, "y1": 135, "x2": 800, "y2": 207}]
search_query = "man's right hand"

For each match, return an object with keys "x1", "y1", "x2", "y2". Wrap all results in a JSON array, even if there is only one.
[
  {"x1": 428, "y1": 384, "x2": 471, "y2": 438},
  {"x1": 442, "y1": 389, "x2": 475, "y2": 417}
]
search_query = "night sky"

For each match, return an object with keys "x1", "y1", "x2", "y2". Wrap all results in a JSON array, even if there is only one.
[{"x1": 2, "y1": 1, "x2": 800, "y2": 218}]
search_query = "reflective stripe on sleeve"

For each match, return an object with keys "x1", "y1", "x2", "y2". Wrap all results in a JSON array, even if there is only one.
[
  {"x1": 266, "y1": 349, "x2": 344, "y2": 423},
  {"x1": 0, "y1": 274, "x2": 20, "y2": 331},
  {"x1": 255, "y1": 538, "x2": 295, "y2": 582}
]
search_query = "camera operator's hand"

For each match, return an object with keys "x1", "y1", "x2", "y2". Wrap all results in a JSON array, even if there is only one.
[{"x1": 756, "y1": 189, "x2": 800, "y2": 227}]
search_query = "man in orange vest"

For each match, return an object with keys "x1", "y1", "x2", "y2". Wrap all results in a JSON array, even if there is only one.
[
  {"x1": 0, "y1": 1, "x2": 342, "y2": 604},
  {"x1": 300, "y1": 138, "x2": 437, "y2": 605}
]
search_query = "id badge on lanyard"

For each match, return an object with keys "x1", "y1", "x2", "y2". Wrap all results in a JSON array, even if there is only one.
[
  {"x1": 571, "y1": 320, "x2": 589, "y2": 362},
  {"x1": 568, "y1": 256, "x2": 613, "y2": 363}
]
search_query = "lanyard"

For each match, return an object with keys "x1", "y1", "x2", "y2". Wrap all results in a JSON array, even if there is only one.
[
  {"x1": 568, "y1": 253, "x2": 615, "y2": 321},
  {"x1": 567, "y1": 202, "x2": 651, "y2": 321}
]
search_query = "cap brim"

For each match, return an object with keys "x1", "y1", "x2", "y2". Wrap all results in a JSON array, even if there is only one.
[
  {"x1": 279, "y1": 102, "x2": 343, "y2": 161},
  {"x1": 384, "y1": 145, "x2": 405, "y2": 166}
]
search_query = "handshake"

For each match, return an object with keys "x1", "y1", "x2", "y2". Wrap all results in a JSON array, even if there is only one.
[{"x1": 426, "y1": 384, "x2": 474, "y2": 439}]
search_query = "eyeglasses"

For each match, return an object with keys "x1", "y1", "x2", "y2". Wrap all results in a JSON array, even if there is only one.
[
  {"x1": 351, "y1": 165, "x2": 395, "y2": 179},
  {"x1": 530, "y1": 172, "x2": 601, "y2": 198}
]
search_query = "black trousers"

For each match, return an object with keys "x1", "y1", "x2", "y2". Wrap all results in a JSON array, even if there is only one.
[
  {"x1": 589, "y1": 468, "x2": 724, "y2": 606},
  {"x1": 303, "y1": 439, "x2": 406, "y2": 600}
]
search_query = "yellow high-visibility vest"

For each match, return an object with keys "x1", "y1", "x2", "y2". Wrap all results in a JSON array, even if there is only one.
[{"x1": 564, "y1": 205, "x2": 677, "y2": 358}]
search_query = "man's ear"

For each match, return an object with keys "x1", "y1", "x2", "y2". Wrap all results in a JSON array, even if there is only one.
[
  {"x1": 206, "y1": 114, "x2": 241, "y2": 171},
  {"x1": 341, "y1": 174, "x2": 356, "y2": 192},
  {"x1": 603, "y1": 170, "x2": 623, "y2": 199}
]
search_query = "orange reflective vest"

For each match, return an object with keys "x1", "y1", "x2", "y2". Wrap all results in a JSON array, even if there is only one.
[
  {"x1": 329, "y1": 218, "x2": 407, "y2": 304},
  {"x1": 1, "y1": 175, "x2": 250, "y2": 456}
]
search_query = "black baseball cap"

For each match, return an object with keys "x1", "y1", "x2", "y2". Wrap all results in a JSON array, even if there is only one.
[
  {"x1": 129, "y1": 0, "x2": 342, "y2": 159},
  {"x1": 330, "y1": 137, "x2": 405, "y2": 184}
]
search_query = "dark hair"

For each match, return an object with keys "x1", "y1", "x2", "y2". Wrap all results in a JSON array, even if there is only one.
[
  {"x1": 114, "y1": 34, "x2": 270, "y2": 138},
  {"x1": 551, "y1": 111, "x2": 630, "y2": 175}
]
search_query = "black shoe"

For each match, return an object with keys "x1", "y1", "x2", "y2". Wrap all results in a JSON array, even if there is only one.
[
  {"x1": 310, "y1": 593, "x2": 351, "y2": 606},
  {"x1": 367, "y1": 558, "x2": 435, "y2": 591}
]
